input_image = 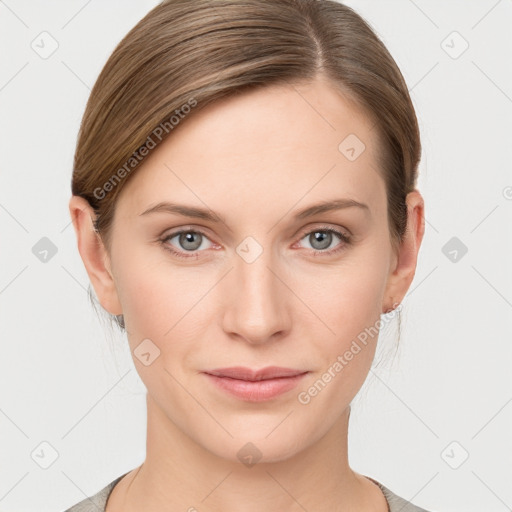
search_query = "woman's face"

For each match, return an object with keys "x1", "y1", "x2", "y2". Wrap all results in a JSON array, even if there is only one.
[{"x1": 99, "y1": 76, "x2": 420, "y2": 463}]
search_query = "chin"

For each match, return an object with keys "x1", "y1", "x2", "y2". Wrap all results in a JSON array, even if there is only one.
[{"x1": 194, "y1": 421, "x2": 314, "y2": 467}]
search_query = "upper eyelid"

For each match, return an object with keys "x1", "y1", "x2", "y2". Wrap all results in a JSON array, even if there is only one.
[{"x1": 296, "y1": 224, "x2": 350, "y2": 238}]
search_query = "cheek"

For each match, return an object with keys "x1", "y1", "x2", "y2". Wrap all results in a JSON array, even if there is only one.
[
  {"x1": 301, "y1": 249, "x2": 388, "y2": 337},
  {"x1": 114, "y1": 244, "x2": 197, "y2": 324},
  {"x1": 295, "y1": 243, "x2": 390, "y2": 390},
  {"x1": 113, "y1": 249, "x2": 214, "y2": 362},
  {"x1": 294, "y1": 265, "x2": 387, "y2": 416}
]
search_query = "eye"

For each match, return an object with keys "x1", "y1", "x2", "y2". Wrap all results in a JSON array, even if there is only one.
[
  {"x1": 296, "y1": 225, "x2": 352, "y2": 256},
  {"x1": 160, "y1": 229, "x2": 214, "y2": 259},
  {"x1": 159, "y1": 225, "x2": 352, "y2": 260}
]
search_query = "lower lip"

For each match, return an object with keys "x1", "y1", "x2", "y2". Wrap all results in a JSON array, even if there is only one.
[{"x1": 203, "y1": 372, "x2": 308, "y2": 402}]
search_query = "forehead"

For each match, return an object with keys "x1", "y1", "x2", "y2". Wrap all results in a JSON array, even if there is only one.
[{"x1": 115, "y1": 76, "x2": 386, "y2": 223}]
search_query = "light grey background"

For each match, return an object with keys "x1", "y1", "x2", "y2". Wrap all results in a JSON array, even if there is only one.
[{"x1": 1, "y1": 1, "x2": 511, "y2": 511}]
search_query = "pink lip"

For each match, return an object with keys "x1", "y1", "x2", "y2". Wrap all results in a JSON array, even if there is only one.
[{"x1": 203, "y1": 366, "x2": 309, "y2": 402}]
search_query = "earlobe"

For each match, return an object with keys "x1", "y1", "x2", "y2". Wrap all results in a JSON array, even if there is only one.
[
  {"x1": 68, "y1": 195, "x2": 123, "y2": 316},
  {"x1": 382, "y1": 190, "x2": 425, "y2": 313}
]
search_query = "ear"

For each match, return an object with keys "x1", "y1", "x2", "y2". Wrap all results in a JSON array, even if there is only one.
[
  {"x1": 382, "y1": 190, "x2": 425, "y2": 313},
  {"x1": 68, "y1": 195, "x2": 123, "y2": 316}
]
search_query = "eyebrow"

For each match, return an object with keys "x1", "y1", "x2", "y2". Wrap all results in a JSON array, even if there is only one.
[
  {"x1": 294, "y1": 198, "x2": 370, "y2": 219},
  {"x1": 139, "y1": 198, "x2": 370, "y2": 224}
]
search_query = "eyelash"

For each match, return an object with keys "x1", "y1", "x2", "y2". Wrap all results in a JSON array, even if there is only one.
[{"x1": 159, "y1": 225, "x2": 352, "y2": 260}]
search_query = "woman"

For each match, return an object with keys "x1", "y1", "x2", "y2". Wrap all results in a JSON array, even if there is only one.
[{"x1": 66, "y1": 0, "x2": 429, "y2": 510}]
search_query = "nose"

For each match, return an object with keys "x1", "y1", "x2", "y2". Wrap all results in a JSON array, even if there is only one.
[{"x1": 221, "y1": 243, "x2": 292, "y2": 345}]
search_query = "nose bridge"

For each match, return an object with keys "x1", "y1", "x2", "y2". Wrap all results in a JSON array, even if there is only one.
[{"x1": 222, "y1": 236, "x2": 289, "y2": 343}]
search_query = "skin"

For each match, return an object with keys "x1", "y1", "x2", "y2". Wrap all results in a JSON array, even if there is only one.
[{"x1": 69, "y1": 74, "x2": 424, "y2": 512}]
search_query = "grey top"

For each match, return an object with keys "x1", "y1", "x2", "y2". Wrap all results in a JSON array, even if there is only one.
[{"x1": 64, "y1": 472, "x2": 432, "y2": 511}]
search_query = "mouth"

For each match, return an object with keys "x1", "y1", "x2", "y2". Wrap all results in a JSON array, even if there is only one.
[{"x1": 202, "y1": 366, "x2": 310, "y2": 402}]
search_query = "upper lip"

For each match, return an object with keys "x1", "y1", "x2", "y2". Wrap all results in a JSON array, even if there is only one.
[{"x1": 204, "y1": 366, "x2": 308, "y2": 381}]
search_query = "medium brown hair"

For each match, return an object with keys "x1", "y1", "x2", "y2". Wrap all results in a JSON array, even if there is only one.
[{"x1": 72, "y1": 0, "x2": 421, "y2": 336}]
